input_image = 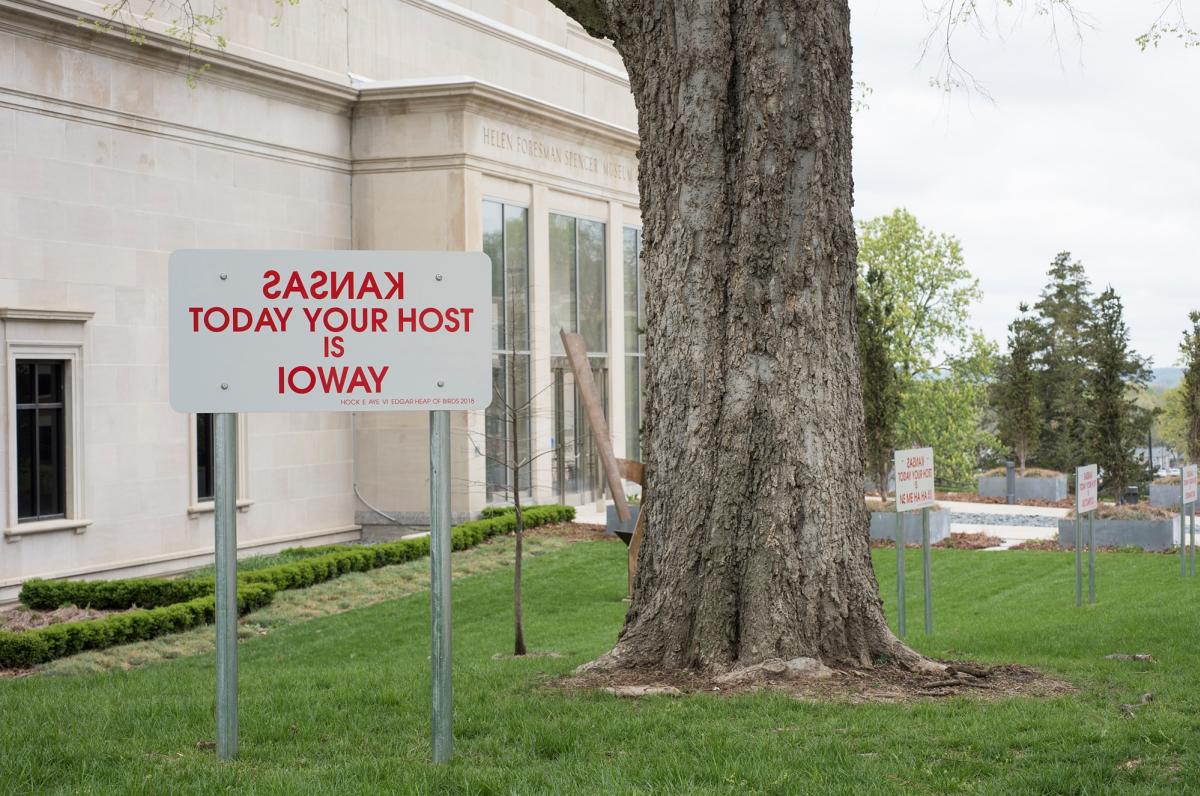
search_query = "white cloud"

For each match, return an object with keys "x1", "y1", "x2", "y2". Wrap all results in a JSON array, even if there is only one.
[{"x1": 851, "y1": 0, "x2": 1200, "y2": 366}]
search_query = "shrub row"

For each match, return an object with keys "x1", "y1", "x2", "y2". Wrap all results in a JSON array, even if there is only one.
[
  {"x1": 19, "y1": 576, "x2": 215, "y2": 612},
  {"x1": 20, "y1": 505, "x2": 574, "y2": 611},
  {"x1": 4, "y1": 505, "x2": 574, "y2": 668},
  {"x1": 479, "y1": 506, "x2": 516, "y2": 518},
  {"x1": 0, "y1": 583, "x2": 276, "y2": 669},
  {"x1": 238, "y1": 504, "x2": 575, "y2": 591}
]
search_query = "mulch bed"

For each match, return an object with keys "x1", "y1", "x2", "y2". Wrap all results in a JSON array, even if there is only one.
[
  {"x1": 1010, "y1": 538, "x2": 1060, "y2": 551},
  {"x1": 872, "y1": 533, "x2": 1002, "y2": 550},
  {"x1": 934, "y1": 491, "x2": 1074, "y2": 509},
  {"x1": 1011, "y1": 538, "x2": 1181, "y2": 555},
  {"x1": 0, "y1": 604, "x2": 116, "y2": 633},
  {"x1": 559, "y1": 660, "x2": 1073, "y2": 704},
  {"x1": 935, "y1": 532, "x2": 1004, "y2": 550}
]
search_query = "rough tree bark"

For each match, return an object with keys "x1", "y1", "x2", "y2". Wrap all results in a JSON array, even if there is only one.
[{"x1": 551, "y1": 0, "x2": 925, "y2": 673}]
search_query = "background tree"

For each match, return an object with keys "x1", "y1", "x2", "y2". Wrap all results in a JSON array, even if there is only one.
[
  {"x1": 895, "y1": 333, "x2": 999, "y2": 487},
  {"x1": 858, "y1": 210, "x2": 991, "y2": 490},
  {"x1": 1155, "y1": 385, "x2": 1190, "y2": 461},
  {"x1": 992, "y1": 304, "x2": 1042, "y2": 474},
  {"x1": 858, "y1": 266, "x2": 901, "y2": 499},
  {"x1": 857, "y1": 209, "x2": 980, "y2": 380},
  {"x1": 1031, "y1": 252, "x2": 1093, "y2": 473},
  {"x1": 1085, "y1": 287, "x2": 1152, "y2": 498},
  {"x1": 1180, "y1": 312, "x2": 1200, "y2": 462}
]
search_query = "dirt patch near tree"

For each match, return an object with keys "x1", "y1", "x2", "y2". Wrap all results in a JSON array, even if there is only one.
[
  {"x1": 524, "y1": 522, "x2": 614, "y2": 543},
  {"x1": 557, "y1": 660, "x2": 1074, "y2": 704}
]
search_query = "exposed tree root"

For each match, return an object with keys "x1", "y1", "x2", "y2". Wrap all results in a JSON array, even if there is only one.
[{"x1": 559, "y1": 659, "x2": 1071, "y2": 703}]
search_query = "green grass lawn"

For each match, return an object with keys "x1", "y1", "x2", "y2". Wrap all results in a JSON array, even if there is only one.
[{"x1": 3, "y1": 541, "x2": 1199, "y2": 794}]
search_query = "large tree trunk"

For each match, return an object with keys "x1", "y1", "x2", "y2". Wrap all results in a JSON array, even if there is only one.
[{"x1": 556, "y1": 0, "x2": 917, "y2": 673}]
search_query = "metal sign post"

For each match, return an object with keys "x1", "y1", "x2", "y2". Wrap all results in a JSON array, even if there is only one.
[
  {"x1": 1087, "y1": 510, "x2": 1096, "y2": 604},
  {"x1": 1080, "y1": 511, "x2": 1089, "y2": 609},
  {"x1": 1184, "y1": 465, "x2": 1198, "y2": 578},
  {"x1": 214, "y1": 412, "x2": 239, "y2": 761},
  {"x1": 429, "y1": 410, "x2": 453, "y2": 764},
  {"x1": 894, "y1": 511, "x2": 905, "y2": 636},
  {"x1": 1075, "y1": 465, "x2": 1098, "y2": 606},
  {"x1": 1181, "y1": 476, "x2": 1187, "y2": 578},
  {"x1": 922, "y1": 506, "x2": 932, "y2": 635},
  {"x1": 167, "y1": 250, "x2": 490, "y2": 764},
  {"x1": 894, "y1": 447, "x2": 935, "y2": 636}
]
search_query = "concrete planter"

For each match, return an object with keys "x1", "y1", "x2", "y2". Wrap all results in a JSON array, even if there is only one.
[
  {"x1": 869, "y1": 509, "x2": 951, "y2": 545},
  {"x1": 977, "y1": 473, "x2": 1068, "y2": 502},
  {"x1": 606, "y1": 504, "x2": 640, "y2": 543},
  {"x1": 1057, "y1": 516, "x2": 1182, "y2": 552},
  {"x1": 1150, "y1": 483, "x2": 1183, "y2": 508}
]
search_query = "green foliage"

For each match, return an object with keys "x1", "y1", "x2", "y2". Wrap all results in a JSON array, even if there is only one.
[
  {"x1": 856, "y1": 208, "x2": 982, "y2": 379},
  {"x1": 857, "y1": 209, "x2": 991, "y2": 486},
  {"x1": 1155, "y1": 384, "x2": 1190, "y2": 457},
  {"x1": 19, "y1": 577, "x2": 215, "y2": 612},
  {"x1": 858, "y1": 265, "x2": 902, "y2": 496},
  {"x1": 1180, "y1": 311, "x2": 1200, "y2": 460},
  {"x1": 8, "y1": 505, "x2": 574, "y2": 668},
  {"x1": 992, "y1": 303, "x2": 1042, "y2": 472},
  {"x1": 1085, "y1": 287, "x2": 1152, "y2": 497},
  {"x1": 1029, "y1": 252, "x2": 1094, "y2": 472},
  {"x1": 85, "y1": 1, "x2": 232, "y2": 87},
  {"x1": 479, "y1": 506, "x2": 517, "y2": 519},
  {"x1": 896, "y1": 333, "x2": 1000, "y2": 487}
]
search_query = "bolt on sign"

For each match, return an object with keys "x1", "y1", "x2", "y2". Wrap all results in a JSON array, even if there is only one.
[
  {"x1": 1076, "y1": 464, "x2": 1099, "y2": 515},
  {"x1": 894, "y1": 447, "x2": 935, "y2": 512},
  {"x1": 1184, "y1": 465, "x2": 1198, "y2": 505},
  {"x1": 169, "y1": 250, "x2": 492, "y2": 412}
]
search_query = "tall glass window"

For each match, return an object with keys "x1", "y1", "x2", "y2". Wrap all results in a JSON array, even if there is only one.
[
  {"x1": 483, "y1": 200, "x2": 532, "y2": 502},
  {"x1": 549, "y1": 213, "x2": 607, "y2": 355},
  {"x1": 549, "y1": 213, "x2": 609, "y2": 503},
  {"x1": 16, "y1": 360, "x2": 66, "y2": 522},
  {"x1": 196, "y1": 413, "x2": 216, "y2": 502},
  {"x1": 623, "y1": 227, "x2": 644, "y2": 461}
]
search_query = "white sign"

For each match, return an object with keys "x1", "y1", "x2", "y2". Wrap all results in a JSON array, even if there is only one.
[
  {"x1": 1076, "y1": 464, "x2": 1099, "y2": 514},
  {"x1": 169, "y1": 250, "x2": 492, "y2": 412},
  {"x1": 1184, "y1": 465, "x2": 1198, "y2": 505},
  {"x1": 895, "y1": 447, "x2": 935, "y2": 512}
]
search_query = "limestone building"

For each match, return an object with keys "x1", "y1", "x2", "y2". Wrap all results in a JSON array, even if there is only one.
[{"x1": 0, "y1": 0, "x2": 643, "y2": 601}]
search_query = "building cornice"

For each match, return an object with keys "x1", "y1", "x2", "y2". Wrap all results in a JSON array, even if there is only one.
[
  {"x1": 355, "y1": 78, "x2": 639, "y2": 153},
  {"x1": 0, "y1": 308, "x2": 95, "y2": 323},
  {"x1": 0, "y1": 0, "x2": 359, "y2": 114},
  {"x1": 406, "y1": 0, "x2": 629, "y2": 88}
]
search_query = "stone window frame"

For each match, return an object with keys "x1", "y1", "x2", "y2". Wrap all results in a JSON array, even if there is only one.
[
  {"x1": 1, "y1": 309, "x2": 93, "y2": 541},
  {"x1": 186, "y1": 413, "x2": 252, "y2": 517}
]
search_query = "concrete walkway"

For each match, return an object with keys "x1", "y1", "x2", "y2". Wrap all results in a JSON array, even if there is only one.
[
  {"x1": 576, "y1": 498, "x2": 1066, "y2": 549},
  {"x1": 943, "y1": 500, "x2": 1068, "y2": 548}
]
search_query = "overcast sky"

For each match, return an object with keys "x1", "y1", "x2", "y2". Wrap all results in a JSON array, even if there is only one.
[{"x1": 850, "y1": 0, "x2": 1199, "y2": 367}]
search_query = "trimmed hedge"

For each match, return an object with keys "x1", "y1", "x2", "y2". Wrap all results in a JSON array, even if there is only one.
[
  {"x1": 0, "y1": 583, "x2": 276, "y2": 669},
  {"x1": 479, "y1": 506, "x2": 516, "y2": 518},
  {"x1": 3, "y1": 504, "x2": 575, "y2": 668},
  {"x1": 19, "y1": 576, "x2": 215, "y2": 612}
]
